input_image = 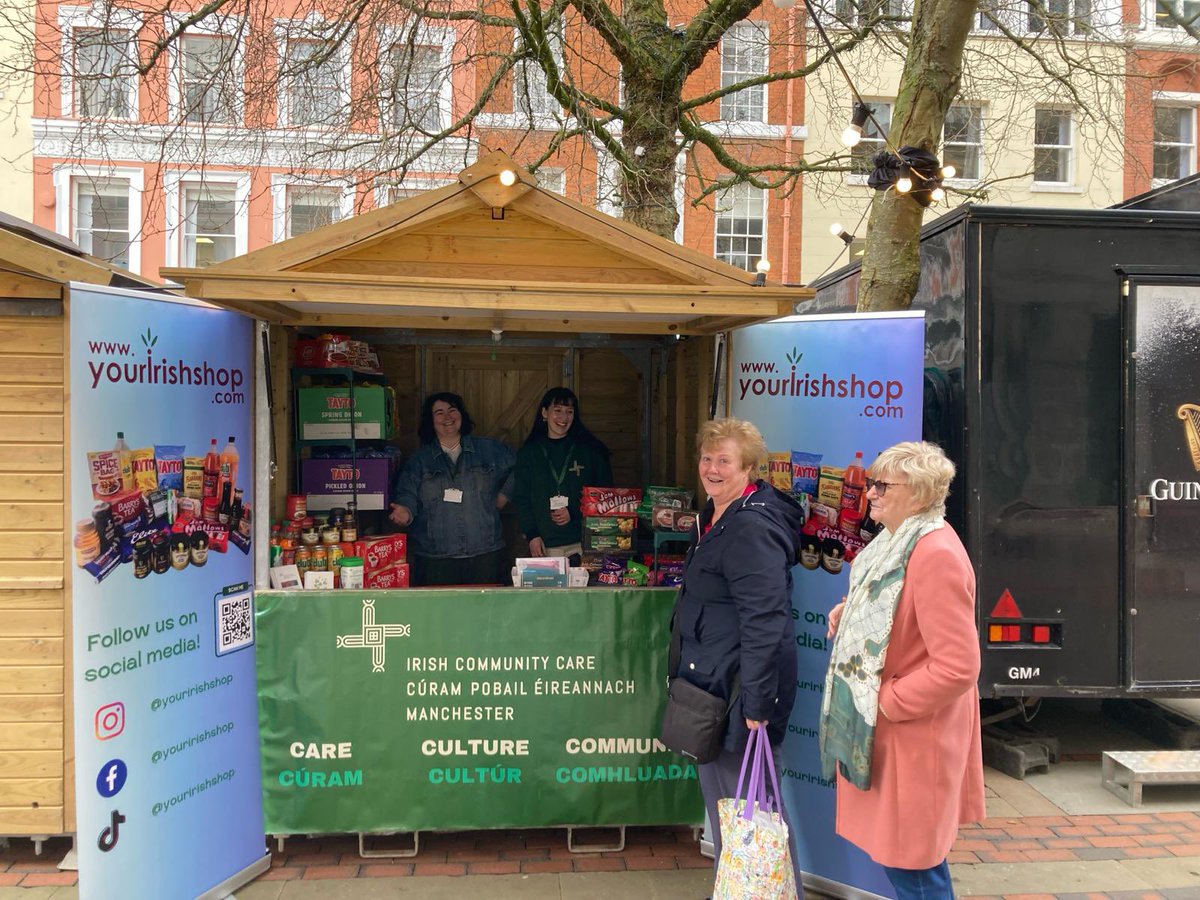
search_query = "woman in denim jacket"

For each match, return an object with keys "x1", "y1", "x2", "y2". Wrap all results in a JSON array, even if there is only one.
[{"x1": 389, "y1": 392, "x2": 515, "y2": 586}]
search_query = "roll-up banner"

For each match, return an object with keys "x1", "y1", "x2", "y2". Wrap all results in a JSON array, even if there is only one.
[
  {"x1": 730, "y1": 311, "x2": 926, "y2": 900},
  {"x1": 69, "y1": 286, "x2": 267, "y2": 899}
]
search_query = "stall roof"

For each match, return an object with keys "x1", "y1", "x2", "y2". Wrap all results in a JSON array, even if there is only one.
[
  {"x1": 161, "y1": 151, "x2": 807, "y2": 335},
  {"x1": 0, "y1": 211, "x2": 166, "y2": 298}
]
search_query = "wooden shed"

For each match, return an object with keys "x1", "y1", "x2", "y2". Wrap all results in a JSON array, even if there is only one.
[
  {"x1": 0, "y1": 215, "x2": 164, "y2": 839},
  {"x1": 162, "y1": 151, "x2": 811, "y2": 516}
]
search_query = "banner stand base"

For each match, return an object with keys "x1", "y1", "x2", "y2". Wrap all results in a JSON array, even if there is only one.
[{"x1": 200, "y1": 849, "x2": 271, "y2": 900}]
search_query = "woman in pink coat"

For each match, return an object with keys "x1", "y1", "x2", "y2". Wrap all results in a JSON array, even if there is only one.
[{"x1": 820, "y1": 441, "x2": 984, "y2": 899}]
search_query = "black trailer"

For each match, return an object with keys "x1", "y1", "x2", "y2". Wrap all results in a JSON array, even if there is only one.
[{"x1": 807, "y1": 204, "x2": 1200, "y2": 699}]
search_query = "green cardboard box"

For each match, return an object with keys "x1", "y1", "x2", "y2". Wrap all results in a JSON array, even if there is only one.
[{"x1": 297, "y1": 386, "x2": 394, "y2": 440}]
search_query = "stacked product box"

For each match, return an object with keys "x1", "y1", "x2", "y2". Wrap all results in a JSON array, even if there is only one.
[
  {"x1": 296, "y1": 385, "x2": 396, "y2": 440},
  {"x1": 355, "y1": 533, "x2": 409, "y2": 589},
  {"x1": 640, "y1": 485, "x2": 697, "y2": 587},
  {"x1": 579, "y1": 486, "x2": 642, "y2": 585},
  {"x1": 301, "y1": 456, "x2": 394, "y2": 511}
]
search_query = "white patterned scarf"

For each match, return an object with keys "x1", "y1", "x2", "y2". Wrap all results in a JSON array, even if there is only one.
[{"x1": 818, "y1": 510, "x2": 943, "y2": 790}]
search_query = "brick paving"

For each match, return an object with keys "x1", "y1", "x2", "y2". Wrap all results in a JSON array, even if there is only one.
[{"x1": 5, "y1": 817, "x2": 1200, "y2": 896}]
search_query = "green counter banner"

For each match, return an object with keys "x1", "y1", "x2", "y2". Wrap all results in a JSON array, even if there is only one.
[{"x1": 256, "y1": 588, "x2": 704, "y2": 833}]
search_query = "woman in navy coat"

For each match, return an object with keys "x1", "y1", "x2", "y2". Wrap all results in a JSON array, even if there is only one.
[{"x1": 673, "y1": 418, "x2": 805, "y2": 895}]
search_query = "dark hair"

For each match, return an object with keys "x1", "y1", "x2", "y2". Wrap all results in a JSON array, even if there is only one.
[
  {"x1": 418, "y1": 392, "x2": 475, "y2": 445},
  {"x1": 523, "y1": 387, "x2": 608, "y2": 454}
]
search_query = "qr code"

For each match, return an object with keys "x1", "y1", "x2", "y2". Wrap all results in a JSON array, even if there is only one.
[{"x1": 215, "y1": 592, "x2": 253, "y2": 656}]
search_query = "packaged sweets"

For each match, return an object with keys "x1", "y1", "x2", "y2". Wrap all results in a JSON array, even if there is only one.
[
  {"x1": 768, "y1": 452, "x2": 792, "y2": 491},
  {"x1": 183, "y1": 457, "x2": 205, "y2": 499},
  {"x1": 791, "y1": 451, "x2": 822, "y2": 497},
  {"x1": 131, "y1": 447, "x2": 158, "y2": 492},
  {"x1": 643, "y1": 486, "x2": 694, "y2": 510},
  {"x1": 817, "y1": 466, "x2": 844, "y2": 507},
  {"x1": 652, "y1": 506, "x2": 696, "y2": 532},
  {"x1": 581, "y1": 487, "x2": 643, "y2": 516},
  {"x1": 622, "y1": 560, "x2": 650, "y2": 587},
  {"x1": 155, "y1": 445, "x2": 185, "y2": 492},
  {"x1": 584, "y1": 532, "x2": 633, "y2": 553},
  {"x1": 87, "y1": 450, "x2": 124, "y2": 500},
  {"x1": 584, "y1": 515, "x2": 637, "y2": 535}
]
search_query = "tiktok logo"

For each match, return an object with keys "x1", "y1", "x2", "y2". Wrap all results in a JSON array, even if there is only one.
[
  {"x1": 97, "y1": 810, "x2": 125, "y2": 852},
  {"x1": 96, "y1": 759, "x2": 127, "y2": 798}
]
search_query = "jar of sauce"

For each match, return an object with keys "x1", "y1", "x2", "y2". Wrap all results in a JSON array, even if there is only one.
[
  {"x1": 300, "y1": 526, "x2": 319, "y2": 546},
  {"x1": 341, "y1": 502, "x2": 358, "y2": 542},
  {"x1": 151, "y1": 535, "x2": 170, "y2": 574},
  {"x1": 311, "y1": 545, "x2": 328, "y2": 571},
  {"x1": 190, "y1": 531, "x2": 210, "y2": 567},
  {"x1": 74, "y1": 520, "x2": 100, "y2": 567},
  {"x1": 133, "y1": 537, "x2": 152, "y2": 579},
  {"x1": 170, "y1": 535, "x2": 190, "y2": 571},
  {"x1": 202, "y1": 497, "x2": 220, "y2": 523}
]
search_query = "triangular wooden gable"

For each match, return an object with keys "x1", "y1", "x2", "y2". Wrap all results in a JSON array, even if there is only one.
[{"x1": 163, "y1": 150, "x2": 806, "y2": 335}]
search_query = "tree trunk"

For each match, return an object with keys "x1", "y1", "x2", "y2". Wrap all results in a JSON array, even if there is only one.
[
  {"x1": 619, "y1": 2, "x2": 684, "y2": 239},
  {"x1": 857, "y1": 0, "x2": 978, "y2": 312}
]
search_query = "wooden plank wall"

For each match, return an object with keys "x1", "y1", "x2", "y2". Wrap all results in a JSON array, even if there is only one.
[
  {"x1": 575, "y1": 349, "x2": 644, "y2": 488},
  {"x1": 0, "y1": 313, "x2": 66, "y2": 835},
  {"x1": 651, "y1": 336, "x2": 714, "y2": 502}
]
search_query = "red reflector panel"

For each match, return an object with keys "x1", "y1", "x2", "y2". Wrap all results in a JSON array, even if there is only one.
[
  {"x1": 1002, "y1": 625, "x2": 1021, "y2": 642},
  {"x1": 1032, "y1": 625, "x2": 1051, "y2": 643},
  {"x1": 990, "y1": 589, "x2": 1022, "y2": 619}
]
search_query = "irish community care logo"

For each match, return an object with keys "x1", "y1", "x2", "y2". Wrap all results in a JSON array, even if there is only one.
[{"x1": 336, "y1": 598, "x2": 411, "y2": 673}]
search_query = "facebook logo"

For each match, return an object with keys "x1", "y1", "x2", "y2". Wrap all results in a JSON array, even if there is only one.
[{"x1": 96, "y1": 759, "x2": 127, "y2": 798}]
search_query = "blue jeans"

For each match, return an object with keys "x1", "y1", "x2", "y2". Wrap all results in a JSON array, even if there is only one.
[{"x1": 883, "y1": 859, "x2": 953, "y2": 899}]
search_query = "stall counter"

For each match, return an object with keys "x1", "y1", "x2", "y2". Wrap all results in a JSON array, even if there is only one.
[{"x1": 255, "y1": 587, "x2": 702, "y2": 834}]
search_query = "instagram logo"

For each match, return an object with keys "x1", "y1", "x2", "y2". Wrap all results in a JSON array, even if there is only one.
[{"x1": 94, "y1": 703, "x2": 125, "y2": 741}]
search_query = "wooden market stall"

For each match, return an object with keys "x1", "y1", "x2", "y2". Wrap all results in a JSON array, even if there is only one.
[
  {"x1": 0, "y1": 214, "x2": 165, "y2": 840},
  {"x1": 160, "y1": 151, "x2": 815, "y2": 845},
  {"x1": 162, "y1": 151, "x2": 811, "y2": 518}
]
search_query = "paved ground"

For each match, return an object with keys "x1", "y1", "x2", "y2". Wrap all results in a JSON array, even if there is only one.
[{"x1": 6, "y1": 709, "x2": 1200, "y2": 900}]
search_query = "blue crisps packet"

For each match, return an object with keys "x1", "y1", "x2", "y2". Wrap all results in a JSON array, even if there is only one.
[
  {"x1": 155, "y1": 444, "x2": 186, "y2": 492},
  {"x1": 791, "y1": 451, "x2": 823, "y2": 496}
]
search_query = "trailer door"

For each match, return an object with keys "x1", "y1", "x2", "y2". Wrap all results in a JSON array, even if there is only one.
[{"x1": 1123, "y1": 275, "x2": 1200, "y2": 689}]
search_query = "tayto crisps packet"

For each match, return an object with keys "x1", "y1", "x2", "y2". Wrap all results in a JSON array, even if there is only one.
[
  {"x1": 155, "y1": 445, "x2": 185, "y2": 493},
  {"x1": 768, "y1": 452, "x2": 792, "y2": 491},
  {"x1": 183, "y1": 456, "x2": 205, "y2": 499},
  {"x1": 131, "y1": 447, "x2": 157, "y2": 492},
  {"x1": 791, "y1": 451, "x2": 822, "y2": 497}
]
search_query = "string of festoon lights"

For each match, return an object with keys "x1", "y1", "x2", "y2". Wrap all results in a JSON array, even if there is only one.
[{"x1": 767, "y1": 0, "x2": 957, "y2": 255}]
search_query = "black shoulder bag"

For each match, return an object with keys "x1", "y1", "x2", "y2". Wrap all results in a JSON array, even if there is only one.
[{"x1": 659, "y1": 597, "x2": 741, "y2": 765}]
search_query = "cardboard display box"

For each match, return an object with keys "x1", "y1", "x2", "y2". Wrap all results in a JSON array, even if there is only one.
[
  {"x1": 297, "y1": 386, "x2": 394, "y2": 440},
  {"x1": 301, "y1": 458, "x2": 392, "y2": 511}
]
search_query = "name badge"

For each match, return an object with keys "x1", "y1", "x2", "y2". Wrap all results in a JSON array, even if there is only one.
[
  {"x1": 443, "y1": 488, "x2": 463, "y2": 504},
  {"x1": 549, "y1": 495, "x2": 569, "y2": 511}
]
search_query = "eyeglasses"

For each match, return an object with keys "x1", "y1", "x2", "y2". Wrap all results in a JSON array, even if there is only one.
[{"x1": 865, "y1": 478, "x2": 907, "y2": 496}]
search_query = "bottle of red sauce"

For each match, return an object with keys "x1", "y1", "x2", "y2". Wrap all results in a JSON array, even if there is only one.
[
  {"x1": 202, "y1": 438, "x2": 220, "y2": 500},
  {"x1": 841, "y1": 451, "x2": 866, "y2": 512}
]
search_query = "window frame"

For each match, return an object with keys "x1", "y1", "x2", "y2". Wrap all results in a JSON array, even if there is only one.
[
  {"x1": 58, "y1": 6, "x2": 141, "y2": 120},
  {"x1": 512, "y1": 21, "x2": 565, "y2": 122},
  {"x1": 166, "y1": 15, "x2": 245, "y2": 126},
  {"x1": 1152, "y1": 0, "x2": 1200, "y2": 29},
  {"x1": 1032, "y1": 106, "x2": 1075, "y2": 186},
  {"x1": 273, "y1": 19, "x2": 353, "y2": 129},
  {"x1": 942, "y1": 103, "x2": 985, "y2": 183},
  {"x1": 846, "y1": 99, "x2": 894, "y2": 184},
  {"x1": 163, "y1": 170, "x2": 250, "y2": 268},
  {"x1": 378, "y1": 23, "x2": 455, "y2": 135},
  {"x1": 270, "y1": 176, "x2": 355, "y2": 242},
  {"x1": 1026, "y1": 0, "x2": 1094, "y2": 34},
  {"x1": 1152, "y1": 102, "x2": 1198, "y2": 185},
  {"x1": 719, "y1": 21, "x2": 769, "y2": 124},
  {"x1": 52, "y1": 165, "x2": 143, "y2": 273},
  {"x1": 712, "y1": 181, "x2": 767, "y2": 274}
]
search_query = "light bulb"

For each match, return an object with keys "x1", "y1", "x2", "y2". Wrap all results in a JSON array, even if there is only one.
[
  {"x1": 829, "y1": 222, "x2": 844, "y2": 236},
  {"x1": 756, "y1": 258, "x2": 771, "y2": 274},
  {"x1": 931, "y1": 187, "x2": 945, "y2": 202},
  {"x1": 499, "y1": 169, "x2": 517, "y2": 186},
  {"x1": 895, "y1": 176, "x2": 912, "y2": 193},
  {"x1": 841, "y1": 125, "x2": 863, "y2": 148},
  {"x1": 941, "y1": 165, "x2": 956, "y2": 180}
]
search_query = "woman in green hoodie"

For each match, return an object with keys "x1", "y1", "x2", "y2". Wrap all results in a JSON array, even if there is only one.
[{"x1": 514, "y1": 388, "x2": 612, "y2": 565}]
